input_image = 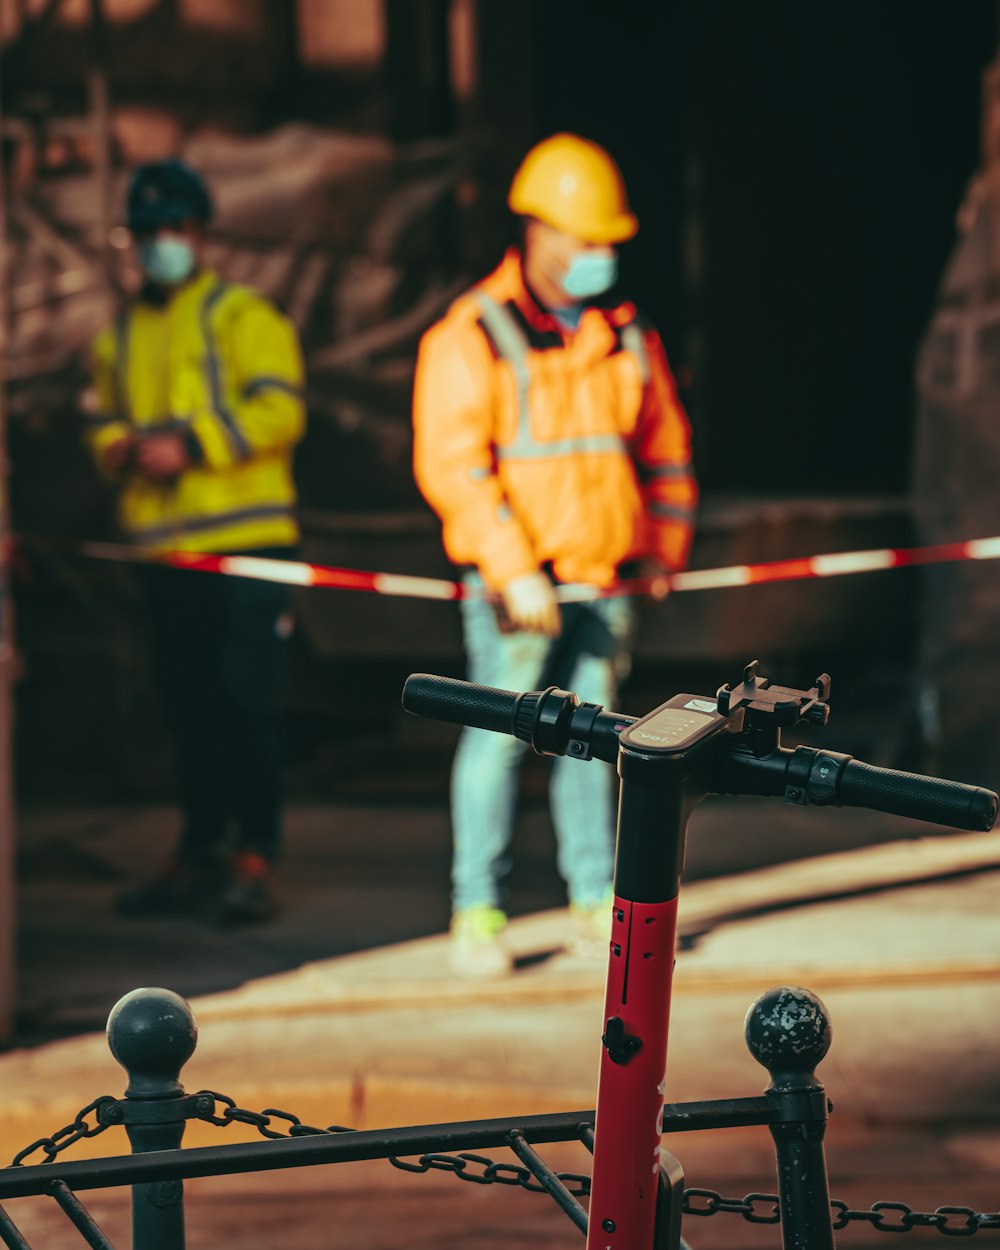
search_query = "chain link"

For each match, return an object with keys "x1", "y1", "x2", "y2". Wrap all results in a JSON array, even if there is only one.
[
  {"x1": 191, "y1": 1090, "x2": 353, "y2": 1139},
  {"x1": 686, "y1": 1189, "x2": 1000, "y2": 1236},
  {"x1": 11, "y1": 1097, "x2": 118, "y2": 1166},
  {"x1": 386, "y1": 1150, "x2": 591, "y2": 1196},
  {"x1": 682, "y1": 1188, "x2": 780, "y2": 1223},
  {"x1": 193, "y1": 1091, "x2": 592, "y2": 1195},
  {"x1": 12, "y1": 1093, "x2": 1000, "y2": 1234}
]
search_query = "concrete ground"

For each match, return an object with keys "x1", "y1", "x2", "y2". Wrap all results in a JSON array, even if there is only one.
[{"x1": 4, "y1": 797, "x2": 1000, "y2": 1248}]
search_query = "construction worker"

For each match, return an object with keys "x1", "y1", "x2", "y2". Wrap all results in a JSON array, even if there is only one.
[
  {"x1": 84, "y1": 159, "x2": 306, "y2": 923},
  {"x1": 413, "y1": 134, "x2": 697, "y2": 976}
]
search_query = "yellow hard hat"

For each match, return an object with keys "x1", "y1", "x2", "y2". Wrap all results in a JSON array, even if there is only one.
[{"x1": 508, "y1": 133, "x2": 638, "y2": 244}]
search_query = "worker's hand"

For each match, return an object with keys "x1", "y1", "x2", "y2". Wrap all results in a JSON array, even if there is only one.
[
  {"x1": 103, "y1": 435, "x2": 135, "y2": 471},
  {"x1": 134, "y1": 432, "x2": 190, "y2": 480},
  {"x1": 500, "y1": 571, "x2": 561, "y2": 636},
  {"x1": 634, "y1": 558, "x2": 671, "y2": 602}
]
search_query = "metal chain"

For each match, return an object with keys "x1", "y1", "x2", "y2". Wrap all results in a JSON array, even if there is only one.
[
  {"x1": 191, "y1": 1090, "x2": 354, "y2": 1138},
  {"x1": 192, "y1": 1095, "x2": 1000, "y2": 1228},
  {"x1": 386, "y1": 1150, "x2": 591, "y2": 1196},
  {"x1": 831, "y1": 1200, "x2": 1000, "y2": 1237},
  {"x1": 12, "y1": 1094, "x2": 1000, "y2": 1235},
  {"x1": 11, "y1": 1097, "x2": 118, "y2": 1166},
  {"x1": 682, "y1": 1189, "x2": 780, "y2": 1224},
  {"x1": 684, "y1": 1189, "x2": 1000, "y2": 1236},
  {"x1": 193, "y1": 1091, "x2": 592, "y2": 1194}
]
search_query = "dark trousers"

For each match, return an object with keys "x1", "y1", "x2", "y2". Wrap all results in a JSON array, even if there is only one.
[{"x1": 140, "y1": 549, "x2": 293, "y2": 864}]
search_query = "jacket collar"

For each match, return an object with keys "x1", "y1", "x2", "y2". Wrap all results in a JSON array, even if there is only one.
[
  {"x1": 138, "y1": 266, "x2": 218, "y2": 309},
  {"x1": 495, "y1": 248, "x2": 637, "y2": 333}
]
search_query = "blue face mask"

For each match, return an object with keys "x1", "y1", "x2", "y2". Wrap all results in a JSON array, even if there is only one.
[
  {"x1": 138, "y1": 236, "x2": 196, "y2": 286},
  {"x1": 561, "y1": 249, "x2": 618, "y2": 300}
]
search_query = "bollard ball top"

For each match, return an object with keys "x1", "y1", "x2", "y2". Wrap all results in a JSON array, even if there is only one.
[
  {"x1": 744, "y1": 986, "x2": 831, "y2": 1085},
  {"x1": 107, "y1": 988, "x2": 198, "y2": 1098}
]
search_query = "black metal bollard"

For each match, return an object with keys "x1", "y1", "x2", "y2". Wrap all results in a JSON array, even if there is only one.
[
  {"x1": 106, "y1": 988, "x2": 198, "y2": 1250},
  {"x1": 745, "y1": 986, "x2": 836, "y2": 1250}
]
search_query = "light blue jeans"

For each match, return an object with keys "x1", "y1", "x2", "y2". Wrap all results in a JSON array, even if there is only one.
[{"x1": 451, "y1": 574, "x2": 635, "y2": 913}]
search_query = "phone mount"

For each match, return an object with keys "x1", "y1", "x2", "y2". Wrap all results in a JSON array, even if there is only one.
[{"x1": 717, "y1": 659, "x2": 832, "y2": 756}]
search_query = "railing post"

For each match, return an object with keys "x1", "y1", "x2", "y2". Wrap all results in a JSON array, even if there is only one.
[
  {"x1": 744, "y1": 986, "x2": 836, "y2": 1250},
  {"x1": 106, "y1": 988, "x2": 198, "y2": 1250}
]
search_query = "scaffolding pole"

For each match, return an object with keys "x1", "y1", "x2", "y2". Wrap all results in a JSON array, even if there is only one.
[
  {"x1": 0, "y1": 30, "x2": 19, "y2": 1044},
  {"x1": 88, "y1": 0, "x2": 115, "y2": 284}
]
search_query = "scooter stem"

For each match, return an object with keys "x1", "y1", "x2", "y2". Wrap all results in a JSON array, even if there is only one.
[{"x1": 587, "y1": 893, "x2": 680, "y2": 1249}]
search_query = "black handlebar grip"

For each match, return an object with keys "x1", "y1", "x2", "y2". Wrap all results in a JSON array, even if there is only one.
[
  {"x1": 838, "y1": 759, "x2": 998, "y2": 832},
  {"x1": 402, "y1": 674, "x2": 520, "y2": 736}
]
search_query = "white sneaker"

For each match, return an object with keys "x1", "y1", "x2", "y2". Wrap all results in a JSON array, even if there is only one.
[{"x1": 568, "y1": 890, "x2": 614, "y2": 958}]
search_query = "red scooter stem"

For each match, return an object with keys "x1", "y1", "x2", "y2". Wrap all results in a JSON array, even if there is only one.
[{"x1": 587, "y1": 894, "x2": 680, "y2": 1250}]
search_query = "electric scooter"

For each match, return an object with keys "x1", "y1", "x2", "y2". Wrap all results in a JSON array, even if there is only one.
[{"x1": 402, "y1": 660, "x2": 999, "y2": 1250}]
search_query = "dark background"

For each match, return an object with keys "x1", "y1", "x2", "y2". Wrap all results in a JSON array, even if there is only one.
[{"x1": 525, "y1": 2, "x2": 996, "y2": 492}]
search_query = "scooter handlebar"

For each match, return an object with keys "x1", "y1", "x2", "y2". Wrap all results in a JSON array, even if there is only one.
[
  {"x1": 722, "y1": 747, "x2": 998, "y2": 833},
  {"x1": 403, "y1": 674, "x2": 1000, "y2": 833},
  {"x1": 402, "y1": 674, "x2": 519, "y2": 736},
  {"x1": 838, "y1": 758, "x2": 998, "y2": 832},
  {"x1": 402, "y1": 673, "x2": 631, "y2": 763}
]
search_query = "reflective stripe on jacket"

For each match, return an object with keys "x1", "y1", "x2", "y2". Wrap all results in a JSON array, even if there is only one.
[
  {"x1": 86, "y1": 268, "x2": 305, "y2": 553},
  {"x1": 412, "y1": 250, "x2": 697, "y2": 589}
]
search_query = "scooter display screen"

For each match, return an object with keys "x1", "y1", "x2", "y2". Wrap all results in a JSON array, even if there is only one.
[{"x1": 620, "y1": 696, "x2": 724, "y2": 754}]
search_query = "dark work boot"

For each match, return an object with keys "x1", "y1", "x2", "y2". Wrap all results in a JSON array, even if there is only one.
[{"x1": 114, "y1": 859, "x2": 229, "y2": 918}]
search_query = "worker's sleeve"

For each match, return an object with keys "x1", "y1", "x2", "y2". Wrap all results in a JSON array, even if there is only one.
[
  {"x1": 630, "y1": 328, "x2": 698, "y2": 571},
  {"x1": 188, "y1": 298, "x2": 307, "y2": 470},
  {"x1": 413, "y1": 318, "x2": 537, "y2": 590},
  {"x1": 83, "y1": 326, "x2": 133, "y2": 477}
]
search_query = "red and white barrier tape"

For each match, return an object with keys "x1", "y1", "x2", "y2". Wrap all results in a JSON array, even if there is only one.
[{"x1": 21, "y1": 533, "x2": 1000, "y2": 603}]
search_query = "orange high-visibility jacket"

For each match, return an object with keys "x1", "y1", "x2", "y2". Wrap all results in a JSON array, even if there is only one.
[{"x1": 413, "y1": 251, "x2": 697, "y2": 590}]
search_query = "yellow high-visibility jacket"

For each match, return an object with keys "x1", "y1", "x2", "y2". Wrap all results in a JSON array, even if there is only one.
[{"x1": 86, "y1": 268, "x2": 306, "y2": 553}]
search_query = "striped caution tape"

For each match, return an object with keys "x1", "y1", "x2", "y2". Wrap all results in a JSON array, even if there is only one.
[{"x1": 17, "y1": 533, "x2": 1000, "y2": 603}]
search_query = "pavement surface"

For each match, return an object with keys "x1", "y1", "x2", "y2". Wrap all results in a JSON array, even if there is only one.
[{"x1": 5, "y1": 797, "x2": 1000, "y2": 1248}]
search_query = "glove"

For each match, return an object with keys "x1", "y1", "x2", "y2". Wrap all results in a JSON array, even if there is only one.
[{"x1": 500, "y1": 571, "x2": 561, "y2": 637}]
